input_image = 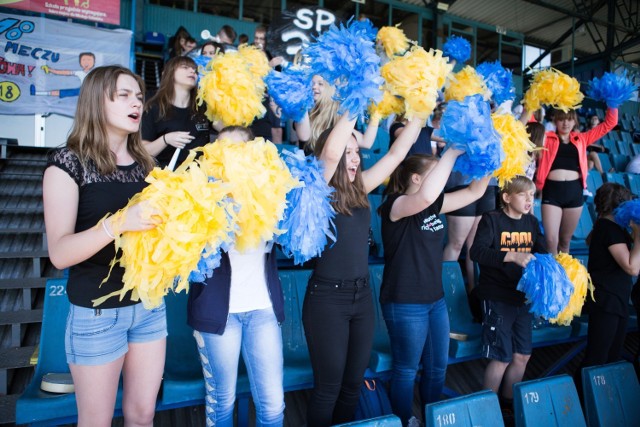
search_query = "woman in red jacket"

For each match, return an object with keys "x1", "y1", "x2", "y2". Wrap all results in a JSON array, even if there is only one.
[{"x1": 536, "y1": 108, "x2": 618, "y2": 254}]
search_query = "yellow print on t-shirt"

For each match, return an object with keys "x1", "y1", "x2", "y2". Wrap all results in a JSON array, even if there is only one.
[{"x1": 500, "y1": 231, "x2": 532, "y2": 253}]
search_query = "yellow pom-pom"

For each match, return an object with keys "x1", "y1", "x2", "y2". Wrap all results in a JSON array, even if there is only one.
[
  {"x1": 368, "y1": 90, "x2": 404, "y2": 121},
  {"x1": 197, "y1": 137, "x2": 299, "y2": 252},
  {"x1": 445, "y1": 66, "x2": 489, "y2": 102},
  {"x1": 492, "y1": 114, "x2": 536, "y2": 187},
  {"x1": 549, "y1": 253, "x2": 594, "y2": 326},
  {"x1": 238, "y1": 44, "x2": 271, "y2": 78},
  {"x1": 197, "y1": 51, "x2": 266, "y2": 127},
  {"x1": 377, "y1": 26, "x2": 410, "y2": 58},
  {"x1": 523, "y1": 68, "x2": 584, "y2": 113},
  {"x1": 94, "y1": 163, "x2": 237, "y2": 309},
  {"x1": 381, "y1": 46, "x2": 453, "y2": 120}
]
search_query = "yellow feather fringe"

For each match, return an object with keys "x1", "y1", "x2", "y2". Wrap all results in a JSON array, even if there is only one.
[
  {"x1": 523, "y1": 68, "x2": 584, "y2": 113},
  {"x1": 197, "y1": 137, "x2": 300, "y2": 252},
  {"x1": 445, "y1": 66, "x2": 489, "y2": 102},
  {"x1": 377, "y1": 26, "x2": 410, "y2": 58},
  {"x1": 238, "y1": 44, "x2": 271, "y2": 78},
  {"x1": 197, "y1": 51, "x2": 266, "y2": 127},
  {"x1": 492, "y1": 114, "x2": 536, "y2": 187},
  {"x1": 369, "y1": 90, "x2": 405, "y2": 121},
  {"x1": 550, "y1": 252, "x2": 595, "y2": 326},
  {"x1": 93, "y1": 163, "x2": 237, "y2": 309},
  {"x1": 381, "y1": 46, "x2": 453, "y2": 120}
]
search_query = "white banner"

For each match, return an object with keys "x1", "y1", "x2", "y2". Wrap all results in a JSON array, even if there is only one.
[{"x1": 0, "y1": 13, "x2": 132, "y2": 117}]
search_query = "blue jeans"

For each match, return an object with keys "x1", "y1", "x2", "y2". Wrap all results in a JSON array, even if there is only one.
[
  {"x1": 193, "y1": 308, "x2": 285, "y2": 427},
  {"x1": 382, "y1": 299, "x2": 450, "y2": 425}
]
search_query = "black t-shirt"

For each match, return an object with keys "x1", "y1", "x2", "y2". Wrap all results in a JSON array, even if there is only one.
[
  {"x1": 250, "y1": 98, "x2": 281, "y2": 141},
  {"x1": 587, "y1": 218, "x2": 633, "y2": 317},
  {"x1": 389, "y1": 122, "x2": 434, "y2": 156},
  {"x1": 313, "y1": 207, "x2": 370, "y2": 281},
  {"x1": 47, "y1": 148, "x2": 149, "y2": 308},
  {"x1": 470, "y1": 210, "x2": 547, "y2": 306},
  {"x1": 141, "y1": 103, "x2": 211, "y2": 168},
  {"x1": 380, "y1": 192, "x2": 446, "y2": 304}
]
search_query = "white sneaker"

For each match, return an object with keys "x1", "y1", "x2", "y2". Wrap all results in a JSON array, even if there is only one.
[
  {"x1": 408, "y1": 416, "x2": 423, "y2": 427},
  {"x1": 583, "y1": 189, "x2": 593, "y2": 197}
]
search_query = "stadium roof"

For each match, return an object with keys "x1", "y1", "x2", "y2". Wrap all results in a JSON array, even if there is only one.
[{"x1": 411, "y1": 0, "x2": 640, "y2": 66}]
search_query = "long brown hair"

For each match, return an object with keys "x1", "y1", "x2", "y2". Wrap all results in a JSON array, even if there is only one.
[
  {"x1": 385, "y1": 155, "x2": 437, "y2": 196},
  {"x1": 314, "y1": 127, "x2": 369, "y2": 215},
  {"x1": 145, "y1": 56, "x2": 197, "y2": 120},
  {"x1": 594, "y1": 182, "x2": 634, "y2": 217},
  {"x1": 66, "y1": 66, "x2": 154, "y2": 175}
]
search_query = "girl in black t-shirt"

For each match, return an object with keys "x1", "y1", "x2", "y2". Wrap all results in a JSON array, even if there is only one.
[
  {"x1": 141, "y1": 56, "x2": 213, "y2": 168},
  {"x1": 43, "y1": 66, "x2": 165, "y2": 426},
  {"x1": 583, "y1": 183, "x2": 640, "y2": 367},
  {"x1": 379, "y1": 153, "x2": 489, "y2": 424},
  {"x1": 302, "y1": 114, "x2": 424, "y2": 426}
]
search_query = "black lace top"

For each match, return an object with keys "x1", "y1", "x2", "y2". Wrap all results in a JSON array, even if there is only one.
[{"x1": 47, "y1": 148, "x2": 149, "y2": 308}]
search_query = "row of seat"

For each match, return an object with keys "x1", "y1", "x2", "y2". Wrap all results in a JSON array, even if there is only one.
[{"x1": 19, "y1": 259, "x2": 606, "y2": 425}]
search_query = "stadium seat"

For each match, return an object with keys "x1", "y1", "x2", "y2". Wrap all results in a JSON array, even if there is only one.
[
  {"x1": 368, "y1": 194, "x2": 384, "y2": 258},
  {"x1": 513, "y1": 375, "x2": 585, "y2": 427},
  {"x1": 596, "y1": 153, "x2": 612, "y2": 172},
  {"x1": 615, "y1": 140, "x2": 631, "y2": 156},
  {"x1": 621, "y1": 131, "x2": 634, "y2": 145},
  {"x1": 368, "y1": 264, "x2": 392, "y2": 373},
  {"x1": 570, "y1": 204, "x2": 593, "y2": 255},
  {"x1": 335, "y1": 414, "x2": 401, "y2": 426},
  {"x1": 610, "y1": 154, "x2": 630, "y2": 172},
  {"x1": 581, "y1": 361, "x2": 640, "y2": 427},
  {"x1": 361, "y1": 149, "x2": 382, "y2": 171},
  {"x1": 533, "y1": 199, "x2": 542, "y2": 224},
  {"x1": 370, "y1": 127, "x2": 391, "y2": 154},
  {"x1": 586, "y1": 170, "x2": 604, "y2": 200},
  {"x1": 626, "y1": 173, "x2": 640, "y2": 195},
  {"x1": 441, "y1": 262, "x2": 482, "y2": 360},
  {"x1": 630, "y1": 143, "x2": 640, "y2": 157},
  {"x1": 604, "y1": 172, "x2": 626, "y2": 186},
  {"x1": 425, "y1": 390, "x2": 504, "y2": 427},
  {"x1": 16, "y1": 279, "x2": 124, "y2": 425},
  {"x1": 602, "y1": 140, "x2": 618, "y2": 155}
]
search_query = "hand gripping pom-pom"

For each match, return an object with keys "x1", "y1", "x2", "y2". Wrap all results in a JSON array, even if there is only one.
[
  {"x1": 265, "y1": 67, "x2": 314, "y2": 122},
  {"x1": 549, "y1": 253, "x2": 594, "y2": 325},
  {"x1": 440, "y1": 94, "x2": 504, "y2": 180},
  {"x1": 614, "y1": 198, "x2": 640, "y2": 229},
  {"x1": 517, "y1": 253, "x2": 574, "y2": 319},
  {"x1": 443, "y1": 35, "x2": 471, "y2": 63},
  {"x1": 587, "y1": 70, "x2": 638, "y2": 109},
  {"x1": 304, "y1": 20, "x2": 383, "y2": 119},
  {"x1": 477, "y1": 61, "x2": 515, "y2": 105},
  {"x1": 276, "y1": 149, "x2": 336, "y2": 265}
]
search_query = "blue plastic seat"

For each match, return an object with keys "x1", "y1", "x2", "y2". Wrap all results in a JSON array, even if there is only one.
[
  {"x1": 581, "y1": 361, "x2": 640, "y2": 427},
  {"x1": 625, "y1": 173, "x2": 640, "y2": 196},
  {"x1": 16, "y1": 279, "x2": 124, "y2": 425},
  {"x1": 361, "y1": 149, "x2": 381, "y2": 171},
  {"x1": 368, "y1": 264, "x2": 392, "y2": 373},
  {"x1": 570, "y1": 204, "x2": 592, "y2": 255},
  {"x1": 615, "y1": 140, "x2": 631, "y2": 156},
  {"x1": 532, "y1": 199, "x2": 542, "y2": 224},
  {"x1": 585, "y1": 170, "x2": 603, "y2": 202},
  {"x1": 604, "y1": 172, "x2": 626, "y2": 186},
  {"x1": 596, "y1": 153, "x2": 613, "y2": 172},
  {"x1": 370, "y1": 127, "x2": 391, "y2": 154},
  {"x1": 602, "y1": 140, "x2": 618, "y2": 155},
  {"x1": 610, "y1": 154, "x2": 630, "y2": 172},
  {"x1": 621, "y1": 131, "x2": 634, "y2": 145},
  {"x1": 441, "y1": 262, "x2": 482, "y2": 360},
  {"x1": 335, "y1": 414, "x2": 401, "y2": 426},
  {"x1": 513, "y1": 375, "x2": 585, "y2": 427},
  {"x1": 425, "y1": 390, "x2": 504, "y2": 427}
]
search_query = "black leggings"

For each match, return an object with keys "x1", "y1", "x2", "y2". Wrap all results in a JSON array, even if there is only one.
[
  {"x1": 583, "y1": 308, "x2": 628, "y2": 367},
  {"x1": 302, "y1": 277, "x2": 375, "y2": 427}
]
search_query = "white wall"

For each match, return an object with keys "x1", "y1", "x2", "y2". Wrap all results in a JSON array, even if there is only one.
[{"x1": 0, "y1": 114, "x2": 73, "y2": 147}]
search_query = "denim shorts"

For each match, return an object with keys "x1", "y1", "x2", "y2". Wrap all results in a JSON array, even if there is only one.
[{"x1": 65, "y1": 302, "x2": 167, "y2": 366}]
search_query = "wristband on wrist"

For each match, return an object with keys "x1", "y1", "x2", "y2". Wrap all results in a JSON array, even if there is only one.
[
  {"x1": 162, "y1": 134, "x2": 168, "y2": 145},
  {"x1": 102, "y1": 218, "x2": 116, "y2": 240}
]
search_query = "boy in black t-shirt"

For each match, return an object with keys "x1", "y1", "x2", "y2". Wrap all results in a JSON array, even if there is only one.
[{"x1": 470, "y1": 176, "x2": 547, "y2": 414}]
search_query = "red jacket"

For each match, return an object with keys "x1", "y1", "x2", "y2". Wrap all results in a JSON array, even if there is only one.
[{"x1": 535, "y1": 108, "x2": 618, "y2": 190}]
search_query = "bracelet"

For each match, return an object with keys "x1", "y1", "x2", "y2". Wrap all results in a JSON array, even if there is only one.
[
  {"x1": 102, "y1": 219, "x2": 116, "y2": 240},
  {"x1": 162, "y1": 134, "x2": 168, "y2": 145}
]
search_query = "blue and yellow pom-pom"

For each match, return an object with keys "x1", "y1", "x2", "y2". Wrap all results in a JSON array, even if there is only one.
[
  {"x1": 517, "y1": 253, "x2": 574, "y2": 319},
  {"x1": 549, "y1": 253, "x2": 594, "y2": 325}
]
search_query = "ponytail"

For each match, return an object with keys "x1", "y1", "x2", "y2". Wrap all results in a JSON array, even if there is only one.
[{"x1": 379, "y1": 154, "x2": 437, "y2": 214}]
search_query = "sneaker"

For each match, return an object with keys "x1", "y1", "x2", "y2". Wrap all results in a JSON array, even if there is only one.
[
  {"x1": 583, "y1": 189, "x2": 593, "y2": 198},
  {"x1": 407, "y1": 416, "x2": 423, "y2": 427}
]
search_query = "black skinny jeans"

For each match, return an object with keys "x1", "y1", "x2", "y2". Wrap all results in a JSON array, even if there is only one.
[
  {"x1": 302, "y1": 277, "x2": 375, "y2": 427},
  {"x1": 583, "y1": 309, "x2": 628, "y2": 367}
]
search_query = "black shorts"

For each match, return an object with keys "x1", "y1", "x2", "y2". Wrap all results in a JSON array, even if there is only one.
[
  {"x1": 481, "y1": 299, "x2": 533, "y2": 362},
  {"x1": 446, "y1": 186, "x2": 497, "y2": 217},
  {"x1": 541, "y1": 179, "x2": 583, "y2": 208}
]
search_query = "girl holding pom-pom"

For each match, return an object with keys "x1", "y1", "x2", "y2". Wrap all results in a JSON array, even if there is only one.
[
  {"x1": 379, "y1": 153, "x2": 490, "y2": 425},
  {"x1": 303, "y1": 114, "x2": 424, "y2": 426},
  {"x1": 141, "y1": 56, "x2": 213, "y2": 168},
  {"x1": 535, "y1": 107, "x2": 618, "y2": 254},
  {"x1": 582, "y1": 183, "x2": 640, "y2": 368},
  {"x1": 43, "y1": 66, "x2": 165, "y2": 427}
]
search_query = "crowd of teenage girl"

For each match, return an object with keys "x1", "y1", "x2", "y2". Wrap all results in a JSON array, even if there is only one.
[{"x1": 40, "y1": 26, "x2": 638, "y2": 427}]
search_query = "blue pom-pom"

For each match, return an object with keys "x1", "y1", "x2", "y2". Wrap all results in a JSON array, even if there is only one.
[
  {"x1": 440, "y1": 94, "x2": 504, "y2": 180},
  {"x1": 614, "y1": 198, "x2": 640, "y2": 229},
  {"x1": 517, "y1": 254, "x2": 574, "y2": 319},
  {"x1": 194, "y1": 55, "x2": 212, "y2": 84},
  {"x1": 188, "y1": 248, "x2": 222, "y2": 283},
  {"x1": 348, "y1": 17, "x2": 378, "y2": 41},
  {"x1": 265, "y1": 67, "x2": 314, "y2": 122},
  {"x1": 476, "y1": 61, "x2": 515, "y2": 105},
  {"x1": 587, "y1": 71, "x2": 638, "y2": 109},
  {"x1": 304, "y1": 20, "x2": 383, "y2": 119},
  {"x1": 276, "y1": 149, "x2": 336, "y2": 265},
  {"x1": 443, "y1": 35, "x2": 471, "y2": 63}
]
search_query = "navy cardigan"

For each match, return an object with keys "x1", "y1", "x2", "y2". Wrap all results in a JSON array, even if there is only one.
[{"x1": 187, "y1": 247, "x2": 285, "y2": 335}]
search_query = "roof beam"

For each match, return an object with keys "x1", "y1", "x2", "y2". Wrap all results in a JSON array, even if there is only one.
[{"x1": 521, "y1": 0, "x2": 635, "y2": 33}]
